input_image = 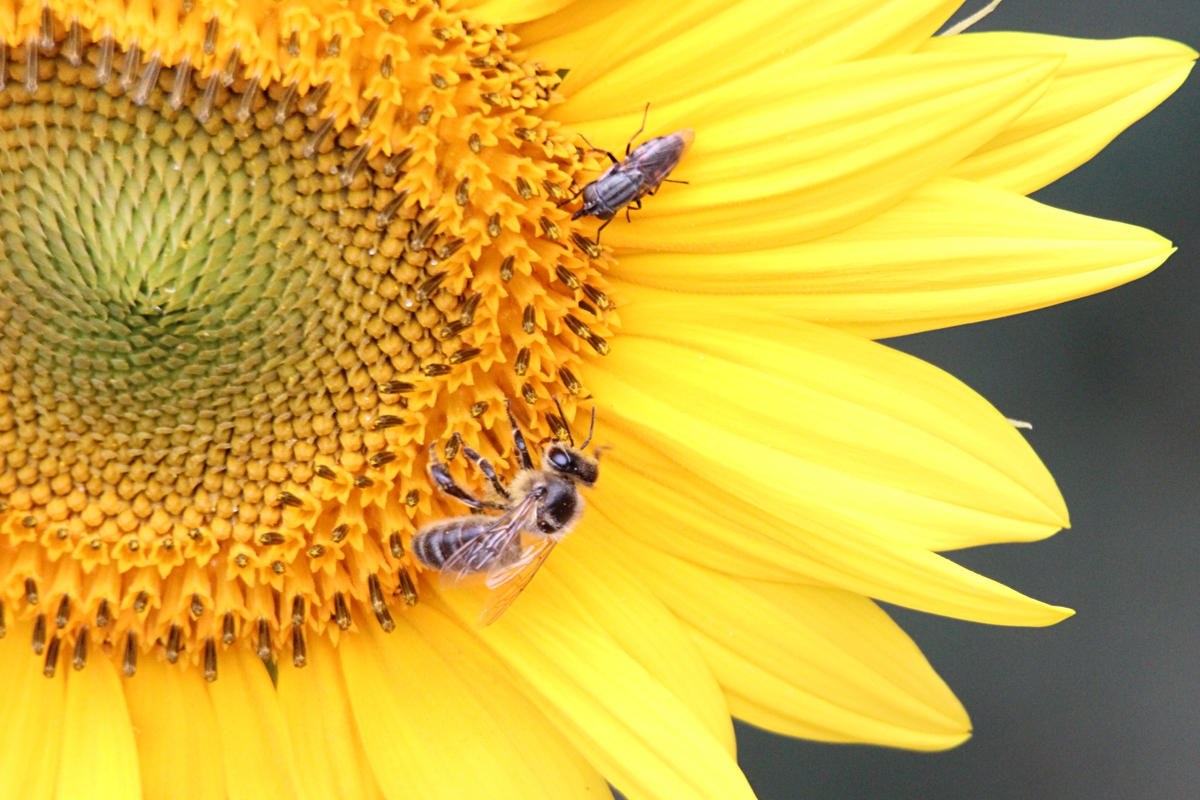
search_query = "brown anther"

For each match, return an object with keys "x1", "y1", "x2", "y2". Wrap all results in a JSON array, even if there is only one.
[
  {"x1": 443, "y1": 432, "x2": 462, "y2": 461},
  {"x1": 542, "y1": 180, "x2": 566, "y2": 201},
  {"x1": 448, "y1": 347, "x2": 481, "y2": 365},
  {"x1": 559, "y1": 368, "x2": 583, "y2": 396},
  {"x1": 332, "y1": 524, "x2": 349, "y2": 543},
  {"x1": 423, "y1": 364, "x2": 452, "y2": 377},
  {"x1": 166, "y1": 624, "x2": 183, "y2": 663},
  {"x1": 514, "y1": 127, "x2": 537, "y2": 142},
  {"x1": 389, "y1": 533, "x2": 405, "y2": 559},
  {"x1": 334, "y1": 592, "x2": 352, "y2": 630},
  {"x1": 89, "y1": 537, "x2": 102, "y2": 550},
  {"x1": 469, "y1": 133, "x2": 483, "y2": 153},
  {"x1": 307, "y1": 544, "x2": 325, "y2": 559},
  {"x1": 275, "y1": 80, "x2": 299, "y2": 123},
  {"x1": 377, "y1": 190, "x2": 410, "y2": 227},
  {"x1": 123, "y1": 632, "x2": 138, "y2": 677},
  {"x1": 96, "y1": 600, "x2": 110, "y2": 628},
  {"x1": 271, "y1": 560, "x2": 286, "y2": 575},
  {"x1": 96, "y1": 32, "x2": 114, "y2": 84},
  {"x1": 292, "y1": 627, "x2": 308, "y2": 667},
  {"x1": 369, "y1": 575, "x2": 396, "y2": 632},
  {"x1": 65, "y1": 18, "x2": 82, "y2": 66},
  {"x1": 326, "y1": 33, "x2": 341, "y2": 58},
  {"x1": 256, "y1": 619, "x2": 272, "y2": 661},
  {"x1": 459, "y1": 292, "x2": 482, "y2": 325},
  {"x1": 379, "y1": 7, "x2": 395, "y2": 23},
  {"x1": 455, "y1": 177, "x2": 470, "y2": 206},
  {"x1": 191, "y1": 593, "x2": 204, "y2": 618},
  {"x1": 514, "y1": 347, "x2": 531, "y2": 377},
  {"x1": 540, "y1": 217, "x2": 561, "y2": 241},
  {"x1": 588, "y1": 333, "x2": 610, "y2": 355},
  {"x1": 55, "y1": 595, "x2": 70, "y2": 629},
  {"x1": 55, "y1": 527, "x2": 68, "y2": 540},
  {"x1": 128, "y1": 539, "x2": 140, "y2": 552},
  {"x1": 433, "y1": 27, "x2": 452, "y2": 41},
  {"x1": 500, "y1": 255, "x2": 515, "y2": 282},
  {"x1": 580, "y1": 300, "x2": 597, "y2": 319},
  {"x1": 471, "y1": 401, "x2": 489, "y2": 418},
  {"x1": 188, "y1": 528, "x2": 203, "y2": 541},
  {"x1": 32, "y1": 613, "x2": 46, "y2": 655},
  {"x1": 236, "y1": 73, "x2": 260, "y2": 121},
  {"x1": 133, "y1": 51, "x2": 163, "y2": 106},
  {"x1": 374, "y1": 414, "x2": 405, "y2": 430},
  {"x1": 370, "y1": 451, "x2": 397, "y2": 468},
  {"x1": 547, "y1": 413, "x2": 569, "y2": 441},
  {"x1": 43, "y1": 636, "x2": 61, "y2": 678},
  {"x1": 22, "y1": 515, "x2": 36, "y2": 528},
  {"x1": 161, "y1": 536, "x2": 175, "y2": 551},
  {"x1": 119, "y1": 40, "x2": 141, "y2": 91},
  {"x1": 521, "y1": 382, "x2": 538, "y2": 404},
  {"x1": 439, "y1": 238, "x2": 467, "y2": 259},
  {"x1": 406, "y1": 489, "x2": 420, "y2": 507},
  {"x1": 418, "y1": 104, "x2": 434, "y2": 124},
  {"x1": 470, "y1": 55, "x2": 496, "y2": 69},
  {"x1": 564, "y1": 315, "x2": 595, "y2": 342},
  {"x1": 582, "y1": 285, "x2": 611, "y2": 310},
  {"x1": 278, "y1": 492, "x2": 304, "y2": 508},
  {"x1": 204, "y1": 637, "x2": 218, "y2": 682},
  {"x1": 488, "y1": 213, "x2": 501, "y2": 238},
  {"x1": 203, "y1": 16, "x2": 218, "y2": 55},
  {"x1": 556, "y1": 265, "x2": 581, "y2": 290},
  {"x1": 353, "y1": 475, "x2": 375, "y2": 490},
  {"x1": 571, "y1": 232, "x2": 602, "y2": 259},
  {"x1": 291, "y1": 596, "x2": 306, "y2": 627},
  {"x1": 516, "y1": 177, "x2": 534, "y2": 200},
  {"x1": 482, "y1": 92, "x2": 503, "y2": 106},
  {"x1": 25, "y1": 578, "x2": 39, "y2": 605},
  {"x1": 300, "y1": 79, "x2": 332, "y2": 114},
  {"x1": 1, "y1": 600, "x2": 7, "y2": 638},
  {"x1": 235, "y1": 553, "x2": 250, "y2": 568},
  {"x1": 360, "y1": 96, "x2": 382, "y2": 128},
  {"x1": 38, "y1": 6, "x2": 53, "y2": 53},
  {"x1": 72, "y1": 626, "x2": 89, "y2": 671},
  {"x1": 134, "y1": 591, "x2": 149, "y2": 613},
  {"x1": 430, "y1": 72, "x2": 446, "y2": 89},
  {"x1": 314, "y1": 464, "x2": 337, "y2": 480},
  {"x1": 303, "y1": 115, "x2": 337, "y2": 158},
  {"x1": 168, "y1": 57, "x2": 193, "y2": 110},
  {"x1": 523, "y1": 304, "x2": 537, "y2": 334},
  {"x1": 197, "y1": 72, "x2": 220, "y2": 122},
  {"x1": 396, "y1": 568, "x2": 419, "y2": 606},
  {"x1": 409, "y1": 217, "x2": 441, "y2": 252},
  {"x1": 259, "y1": 531, "x2": 286, "y2": 546},
  {"x1": 380, "y1": 380, "x2": 416, "y2": 394},
  {"x1": 220, "y1": 46, "x2": 240, "y2": 85},
  {"x1": 287, "y1": 30, "x2": 300, "y2": 57},
  {"x1": 384, "y1": 147, "x2": 414, "y2": 176},
  {"x1": 222, "y1": 612, "x2": 236, "y2": 645},
  {"x1": 341, "y1": 141, "x2": 372, "y2": 187},
  {"x1": 439, "y1": 319, "x2": 470, "y2": 339}
]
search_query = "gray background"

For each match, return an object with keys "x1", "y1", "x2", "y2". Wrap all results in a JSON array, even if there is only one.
[{"x1": 736, "y1": 1, "x2": 1200, "y2": 798}]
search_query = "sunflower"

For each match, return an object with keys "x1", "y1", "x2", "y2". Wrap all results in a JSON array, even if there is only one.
[{"x1": 0, "y1": 0, "x2": 1192, "y2": 797}]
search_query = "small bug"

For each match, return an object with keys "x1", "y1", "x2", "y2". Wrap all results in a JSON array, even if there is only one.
[{"x1": 563, "y1": 104, "x2": 693, "y2": 243}]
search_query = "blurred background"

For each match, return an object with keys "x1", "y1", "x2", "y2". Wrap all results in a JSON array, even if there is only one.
[{"x1": 737, "y1": 1, "x2": 1200, "y2": 797}]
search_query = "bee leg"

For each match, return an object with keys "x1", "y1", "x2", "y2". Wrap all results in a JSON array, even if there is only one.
[
  {"x1": 428, "y1": 444, "x2": 503, "y2": 510},
  {"x1": 625, "y1": 102, "x2": 650, "y2": 156},
  {"x1": 462, "y1": 445, "x2": 511, "y2": 500},
  {"x1": 504, "y1": 400, "x2": 536, "y2": 470}
]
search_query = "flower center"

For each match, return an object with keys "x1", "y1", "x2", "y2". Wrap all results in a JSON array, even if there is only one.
[{"x1": 0, "y1": 2, "x2": 613, "y2": 678}]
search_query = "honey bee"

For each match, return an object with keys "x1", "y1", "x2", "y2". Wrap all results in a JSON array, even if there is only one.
[
  {"x1": 411, "y1": 399, "x2": 599, "y2": 625},
  {"x1": 563, "y1": 103, "x2": 694, "y2": 243}
]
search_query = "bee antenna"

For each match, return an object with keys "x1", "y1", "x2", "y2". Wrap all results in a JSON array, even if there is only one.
[
  {"x1": 551, "y1": 396, "x2": 574, "y2": 446},
  {"x1": 580, "y1": 406, "x2": 597, "y2": 449}
]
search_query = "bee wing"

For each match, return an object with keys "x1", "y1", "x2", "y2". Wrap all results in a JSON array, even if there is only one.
[
  {"x1": 478, "y1": 536, "x2": 558, "y2": 627},
  {"x1": 437, "y1": 491, "x2": 540, "y2": 591}
]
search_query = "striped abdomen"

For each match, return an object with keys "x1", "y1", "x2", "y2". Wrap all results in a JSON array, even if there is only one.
[{"x1": 412, "y1": 516, "x2": 505, "y2": 573}]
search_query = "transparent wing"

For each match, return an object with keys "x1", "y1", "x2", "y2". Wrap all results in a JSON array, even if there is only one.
[
  {"x1": 437, "y1": 491, "x2": 540, "y2": 591},
  {"x1": 478, "y1": 536, "x2": 558, "y2": 627}
]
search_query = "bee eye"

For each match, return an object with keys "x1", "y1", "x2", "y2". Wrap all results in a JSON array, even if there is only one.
[{"x1": 548, "y1": 449, "x2": 572, "y2": 470}]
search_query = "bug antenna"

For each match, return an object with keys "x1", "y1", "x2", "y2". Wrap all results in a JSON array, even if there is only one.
[
  {"x1": 551, "y1": 396, "x2": 574, "y2": 446},
  {"x1": 939, "y1": 0, "x2": 1002, "y2": 35},
  {"x1": 580, "y1": 406, "x2": 597, "y2": 449}
]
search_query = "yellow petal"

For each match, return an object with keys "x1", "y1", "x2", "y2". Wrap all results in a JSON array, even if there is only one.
[
  {"x1": 406, "y1": 604, "x2": 614, "y2": 799},
  {"x1": 550, "y1": 541, "x2": 736, "y2": 754},
  {"x1": 439, "y1": 570, "x2": 758, "y2": 800},
  {"x1": 622, "y1": 538, "x2": 969, "y2": 749},
  {"x1": 206, "y1": 646, "x2": 307, "y2": 800},
  {"x1": 277, "y1": 635, "x2": 385, "y2": 800},
  {"x1": 609, "y1": 177, "x2": 1174, "y2": 338},
  {"x1": 540, "y1": 0, "x2": 959, "y2": 117},
  {"x1": 564, "y1": 53, "x2": 1060, "y2": 252},
  {"x1": 927, "y1": 33, "x2": 1198, "y2": 193},
  {"x1": 468, "y1": 0, "x2": 581, "y2": 25},
  {"x1": 339, "y1": 606, "x2": 608, "y2": 800},
  {"x1": 58, "y1": 653, "x2": 141, "y2": 800},
  {"x1": 0, "y1": 618, "x2": 64, "y2": 800},
  {"x1": 123, "y1": 659, "x2": 225, "y2": 800}
]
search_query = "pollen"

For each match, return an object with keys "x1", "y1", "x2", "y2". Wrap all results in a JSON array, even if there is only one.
[{"x1": 0, "y1": 0, "x2": 616, "y2": 675}]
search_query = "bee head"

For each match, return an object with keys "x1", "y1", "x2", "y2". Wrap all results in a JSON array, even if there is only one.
[{"x1": 543, "y1": 442, "x2": 599, "y2": 487}]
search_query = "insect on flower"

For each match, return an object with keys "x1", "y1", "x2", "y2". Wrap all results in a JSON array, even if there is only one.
[
  {"x1": 412, "y1": 399, "x2": 600, "y2": 625},
  {"x1": 562, "y1": 104, "x2": 694, "y2": 243}
]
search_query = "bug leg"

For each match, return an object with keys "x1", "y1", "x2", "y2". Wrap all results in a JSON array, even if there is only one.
[
  {"x1": 625, "y1": 102, "x2": 650, "y2": 156},
  {"x1": 662, "y1": 178, "x2": 689, "y2": 185},
  {"x1": 428, "y1": 443, "x2": 503, "y2": 510},
  {"x1": 578, "y1": 133, "x2": 620, "y2": 166},
  {"x1": 505, "y1": 400, "x2": 535, "y2": 470},
  {"x1": 462, "y1": 445, "x2": 511, "y2": 500},
  {"x1": 556, "y1": 184, "x2": 587, "y2": 208},
  {"x1": 594, "y1": 217, "x2": 613, "y2": 245},
  {"x1": 624, "y1": 197, "x2": 643, "y2": 223}
]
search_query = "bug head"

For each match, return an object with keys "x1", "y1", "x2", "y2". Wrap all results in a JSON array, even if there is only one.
[{"x1": 542, "y1": 441, "x2": 599, "y2": 487}]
